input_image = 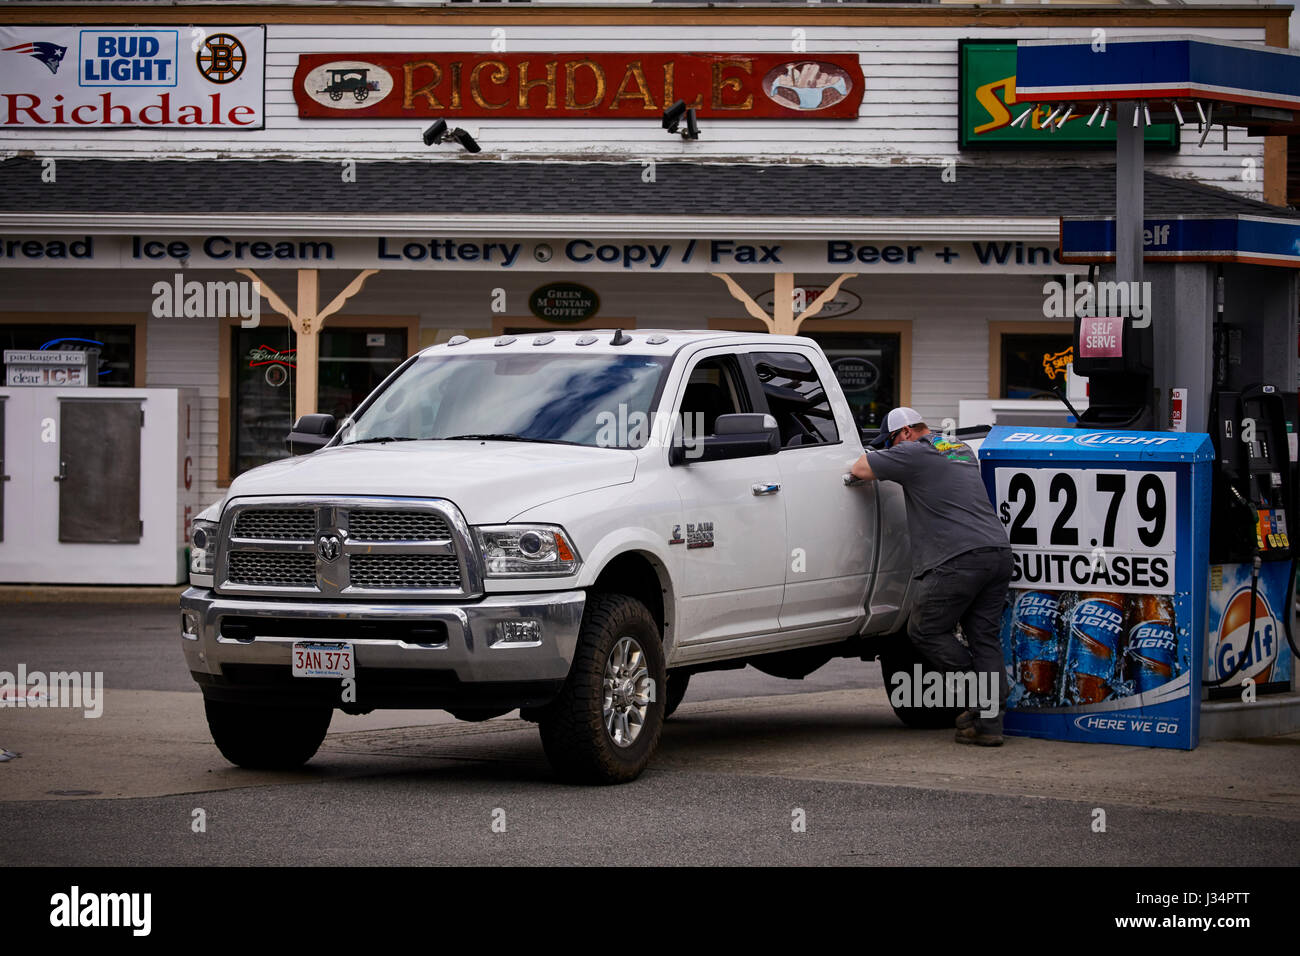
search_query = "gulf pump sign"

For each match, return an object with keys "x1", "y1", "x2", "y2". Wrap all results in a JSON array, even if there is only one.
[{"x1": 0, "y1": 26, "x2": 264, "y2": 128}]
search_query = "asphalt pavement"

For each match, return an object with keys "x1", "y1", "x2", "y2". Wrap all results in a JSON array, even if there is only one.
[{"x1": 1, "y1": 600, "x2": 1297, "y2": 866}]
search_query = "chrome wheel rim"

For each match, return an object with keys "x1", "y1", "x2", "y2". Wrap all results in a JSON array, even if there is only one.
[{"x1": 602, "y1": 635, "x2": 652, "y2": 748}]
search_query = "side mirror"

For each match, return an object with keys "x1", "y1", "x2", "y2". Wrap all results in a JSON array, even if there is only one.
[
  {"x1": 671, "y1": 413, "x2": 780, "y2": 465},
  {"x1": 286, "y1": 413, "x2": 337, "y2": 455}
]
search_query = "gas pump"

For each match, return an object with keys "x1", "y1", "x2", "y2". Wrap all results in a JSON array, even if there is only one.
[{"x1": 1204, "y1": 382, "x2": 1299, "y2": 695}]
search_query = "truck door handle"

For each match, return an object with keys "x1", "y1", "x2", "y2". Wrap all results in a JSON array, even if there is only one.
[
  {"x1": 843, "y1": 473, "x2": 864, "y2": 487},
  {"x1": 53, "y1": 460, "x2": 68, "y2": 482},
  {"x1": 752, "y1": 482, "x2": 781, "y2": 496}
]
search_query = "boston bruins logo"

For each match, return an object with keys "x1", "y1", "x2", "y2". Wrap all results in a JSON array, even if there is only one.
[{"x1": 196, "y1": 34, "x2": 246, "y2": 84}]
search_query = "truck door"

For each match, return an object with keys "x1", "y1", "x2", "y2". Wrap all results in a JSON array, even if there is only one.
[
  {"x1": 745, "y1": 348, "x2": 876, "y2": 633},
  {"x1": 667, "y1": 350, "x2": 788, "y2": 647}
]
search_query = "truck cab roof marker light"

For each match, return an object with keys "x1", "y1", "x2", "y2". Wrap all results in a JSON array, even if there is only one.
[
  {"x1": 645, "y1": 335, "x2": 668, "y2": 345},
  {"x1": 575, "y1": 335, "x2": 597, "y2": 346},
  {"x1": 494, "y1": 335, "x2": 516, "y2": 347},
  {"x1": 446, "y1": 335, "x2": 469, "y2": 346},
  {"x1": 532, "y1": 335, "x2": 555, "y2": 346}
]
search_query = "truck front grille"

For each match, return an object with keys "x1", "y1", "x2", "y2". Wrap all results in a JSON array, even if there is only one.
[
  {"x1": 349, "y1": 554, "x2": 462, "y2": 589},
  {"x1": 232, "y1": 509, "x2": 315, "y2": 541},
  {"x1": 348, "y1": 510, "x2": 451, "y2": 542},
  {"x1": 227, "y1": 552, "x2": 317, "y2": 588},
  {"x1": 217, "y1": 497, "x2": 478, "y2": 599}
]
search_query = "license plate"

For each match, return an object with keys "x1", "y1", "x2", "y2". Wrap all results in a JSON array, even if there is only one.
[{"x1": 291, "y1": 641, "x2": 355, "y2": 679}]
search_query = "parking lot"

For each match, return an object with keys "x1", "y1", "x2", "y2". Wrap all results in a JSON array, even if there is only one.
[{"x1": 1, "y1": 597, "x2": 1297, "y2": 866}]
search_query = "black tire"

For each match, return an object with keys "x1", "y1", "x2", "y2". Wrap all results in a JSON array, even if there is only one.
[
  {"x1": 878, "y1": 632, "x2": 965, "y2": 730},
  {"x1": 538, "y1": 593, "x2": 665, "y2": 784},
  {"x1": 663, "y1": 671, "x2": 690, "y2": 719},
  {"x1": 204, "y1": 697, "x2": 332, "y2": 770}
]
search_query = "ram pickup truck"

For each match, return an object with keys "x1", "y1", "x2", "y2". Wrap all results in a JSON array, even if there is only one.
[{"x1": 181, "y1": 329, "x2": 945, "y2": 784}]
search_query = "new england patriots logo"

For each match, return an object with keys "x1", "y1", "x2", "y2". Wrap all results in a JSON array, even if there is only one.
[{"x1": 3, "y1": 41, "x2": 68, "y2": 75}]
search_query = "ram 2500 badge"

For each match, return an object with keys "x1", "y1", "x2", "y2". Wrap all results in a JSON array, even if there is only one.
[{"x1": 181, "y1": 330, "x2": 940, "y2": 784}]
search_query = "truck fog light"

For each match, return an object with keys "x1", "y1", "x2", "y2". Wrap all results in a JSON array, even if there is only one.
[
  {"x1": 494, "y1": 620, "x2": 543, "y2": 646},
  {"x1": 182, "y1": 610, "x2": 200, "y2": 641}
]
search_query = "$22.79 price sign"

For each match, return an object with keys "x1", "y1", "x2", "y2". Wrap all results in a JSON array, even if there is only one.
[{"x1": 993, "y1": 467, "x2": 1176, "y2": 595}]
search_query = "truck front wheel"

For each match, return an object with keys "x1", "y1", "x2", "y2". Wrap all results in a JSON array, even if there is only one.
[
  {"x1": 538, "y1": 593, "x2": 665, "y2": 784},
  {"x1": 203, "y1": 697, "x2": 333, "y2": 770}
]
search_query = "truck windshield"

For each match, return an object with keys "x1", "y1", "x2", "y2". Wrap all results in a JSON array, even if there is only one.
[{"x1": 340, "y1": 352, "x2": 672, "y2": 448}]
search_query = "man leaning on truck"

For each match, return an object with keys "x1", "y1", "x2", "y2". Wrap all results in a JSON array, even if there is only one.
[{"x1": 850, "y1": 407, "x2": 1012, "y2": 746}]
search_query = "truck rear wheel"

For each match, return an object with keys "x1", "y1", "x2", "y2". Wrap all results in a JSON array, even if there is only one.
[
  {"x1": 878, "y1": 633, "x2": 965, "y2": 730},
  {"x1": 204, "y1": 697, "x2": 333, "y2": 770},
  {"x1": 538, "y1": 593, "x2": 665, "y2": 784}
]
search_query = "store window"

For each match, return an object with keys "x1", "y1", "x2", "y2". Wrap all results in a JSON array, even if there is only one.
[
  {"x1": 802, "y1": 331, "x2": 900, "y2": 435},
  {"x1": 999, "y1": 332, "x2": 1074, "y2": 399},
  {"x1": 0, "y1": 324, "x2": 135, "y2": 386},
  {"x1": 231, "y1": 326, "x2": 408, "y2": 476}
]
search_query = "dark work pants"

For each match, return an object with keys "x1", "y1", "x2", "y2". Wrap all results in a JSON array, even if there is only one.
[{"x1": 907, "y1": 546, "x2": 1014, "y2": 735}]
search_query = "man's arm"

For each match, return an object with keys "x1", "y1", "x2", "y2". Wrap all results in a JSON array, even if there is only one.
[{"x1": 850, "y1": 452, "x2": 875, "y2": 481}]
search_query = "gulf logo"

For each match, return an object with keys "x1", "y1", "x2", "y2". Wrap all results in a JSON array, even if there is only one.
[{"x1": 1212, "y1": 586, "x2": 1280, "y2": 683}]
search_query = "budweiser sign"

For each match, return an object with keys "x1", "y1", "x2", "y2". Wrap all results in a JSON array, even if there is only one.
[{"x1": 293, "y1": 53, "x2": 862, "y2": 120}]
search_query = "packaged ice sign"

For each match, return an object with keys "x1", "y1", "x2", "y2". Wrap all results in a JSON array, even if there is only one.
[
  {"x1": 980, "y1": 425, "x2": 1213, "y2": 749},
  {"x1": 4, "y1": 349, "x2": 96, "y2": 387},
  {"x1": 0, "y1": 26, "x2": 264, "y2": 128}
]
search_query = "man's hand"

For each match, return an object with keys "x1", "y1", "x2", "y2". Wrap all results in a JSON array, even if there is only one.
[{"x1": 850, "y1": 453, "x2": 875, "y2": 481}]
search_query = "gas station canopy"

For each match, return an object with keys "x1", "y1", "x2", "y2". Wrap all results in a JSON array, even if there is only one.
[
  {"x1": 1016, "y1": 36, "x2": 1300, "y2": 135},
  {"x1": 1060, "y1": 213, "x2": 1300, "y2": 268}
]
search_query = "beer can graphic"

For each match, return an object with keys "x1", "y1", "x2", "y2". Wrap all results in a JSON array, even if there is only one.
[
  {"x1": 1124, "y1": 594, "x2": 1179, "y2": 694},
  {"x1": 1061, "y1": 592, "x2": 1126, "y2": 705},
  {"x1": 1010, "y1": 589, "x2": 1064, "y2": 703}
]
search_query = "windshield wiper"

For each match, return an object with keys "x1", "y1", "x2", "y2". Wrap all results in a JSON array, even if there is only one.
[
  {"x1": 441, "y1": 433, "x2": 583, "y2": 445},
  {"x1": 344, "y1": 436, "x2": 420, "y2": 445}
]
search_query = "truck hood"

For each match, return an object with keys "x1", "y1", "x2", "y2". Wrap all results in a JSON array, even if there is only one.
[{"x1": 223, "y1": 441, "x2": 638, "y2": 523}]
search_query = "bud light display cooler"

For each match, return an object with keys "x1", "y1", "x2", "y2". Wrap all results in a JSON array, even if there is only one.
[{"x1": 979, "y1": 427, "x2": 1214, "y2": 749}]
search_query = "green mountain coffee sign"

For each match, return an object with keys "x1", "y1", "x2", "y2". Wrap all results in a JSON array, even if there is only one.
[
  {"x1": 959, "y1": 40, "x2": 1178, "y2": 149},
  {"x1": 530, "y1": 282, "x2": 600, "y2": 323}
]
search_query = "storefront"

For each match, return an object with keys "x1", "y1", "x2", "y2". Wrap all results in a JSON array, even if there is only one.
[{"x1": 0, "y1": 1, "x2": 1292, "y2": 537}]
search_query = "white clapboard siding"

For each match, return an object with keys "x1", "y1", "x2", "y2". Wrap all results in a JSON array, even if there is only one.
[{"x1": 0, "y1": 23, "x2": 1267, "y2": 198}]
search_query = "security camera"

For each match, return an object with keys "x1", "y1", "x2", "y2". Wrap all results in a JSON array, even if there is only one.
[
  {"x1": 451, "y1": 127, "x2": 481, "y2": 153},
  {"x1": 422, "y1": 118, "x2": 448, "y2": 146},
  {"x1": 662, "y1": 99, "x2": 686, "y2": 132},
  {"x1": 683, "y1": 108, "x2": 699, "y2": 141}
]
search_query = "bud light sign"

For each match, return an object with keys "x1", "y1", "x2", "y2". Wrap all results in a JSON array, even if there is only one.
[
  {"x1": 980, "y1": 425, "x2": 1214, "y2": 749},
  {"x1": 0, "y1": 25, "x2": 264, "y2": 128}
]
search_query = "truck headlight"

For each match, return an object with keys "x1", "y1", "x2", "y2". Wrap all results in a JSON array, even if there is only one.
[
  {"x1": 189, "y1": 518, "x2": 220, "y2": 583},
  {"x1": 474, "y1": 525, "x2": 581, "y2": 577}
]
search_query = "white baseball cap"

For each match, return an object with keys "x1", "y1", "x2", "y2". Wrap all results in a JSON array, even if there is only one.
[{"x1": 869, "y1": 406, "x2": 926, "y2": 448}]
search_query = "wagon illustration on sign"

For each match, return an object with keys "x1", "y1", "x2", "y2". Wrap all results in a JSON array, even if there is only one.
[{"x1": 318, "y1": 67, "x2": 376, "y2": 102}]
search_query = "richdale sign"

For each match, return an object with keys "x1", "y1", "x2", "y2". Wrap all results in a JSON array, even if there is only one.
[
  {"x1": 0, "y1": 234, "x2": 1074, "y2": 274},
  {"x1": 293, "y1": 53, "x2": 863, "y2": 119},
  {"x1": 0, "y1": 26, "x2": 265, "y2": 128}
]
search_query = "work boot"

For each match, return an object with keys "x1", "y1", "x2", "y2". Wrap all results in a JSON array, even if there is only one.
[
  {"x1": 955, "y1": 725, "x2": 1004, "y2": 747},
  {"x1": 955, "y1": 708, "x2": 978, "y2": 730}
]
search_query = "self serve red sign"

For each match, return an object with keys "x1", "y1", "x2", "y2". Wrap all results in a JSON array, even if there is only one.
[{"x1": 0, "y1": 25, "x2": 265, "y2": 128}]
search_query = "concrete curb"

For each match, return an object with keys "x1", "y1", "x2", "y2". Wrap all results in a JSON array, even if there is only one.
[{"x1": 0, "y1": 585, "x2": 185, "y2": 605}]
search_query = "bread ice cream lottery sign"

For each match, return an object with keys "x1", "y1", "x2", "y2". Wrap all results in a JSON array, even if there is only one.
[
  {"x1": 980, "y1": 426, "x2": 1214, "y2": 750},
  {"x1": 0, "y1": 26, "x2": 265, "y2": 128},
  {"x1": 292, "y1": 53, "x2": 862, "y2": 119}
]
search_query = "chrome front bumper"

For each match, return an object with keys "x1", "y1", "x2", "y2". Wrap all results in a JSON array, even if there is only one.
[{"x1": 180, "y1": 587, "x2": 585, "y2": 709}]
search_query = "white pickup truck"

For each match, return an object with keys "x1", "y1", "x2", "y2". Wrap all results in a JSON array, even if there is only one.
[{"x1": 181, "y1": 329, "x2": 945, "y2": 784}]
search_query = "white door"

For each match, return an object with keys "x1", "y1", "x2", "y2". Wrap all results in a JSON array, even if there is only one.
[
  {"x1": 668, "y1": 350, "x2": 787, "y2": 647},
  {"x1": 744, "y1": 348, "x2": 876, "y2": 632}
]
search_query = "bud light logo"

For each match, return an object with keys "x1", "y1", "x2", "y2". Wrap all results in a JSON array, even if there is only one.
[
  {"x1": 1073, "y1": 432, "x2": 1178, "y2": 448},
  {"x1": 79, "y1": 30, "x2": 178, "y2": 87},
  {"x1": 1130, "y1": 621, "x2": 1176, "y2": 652}
]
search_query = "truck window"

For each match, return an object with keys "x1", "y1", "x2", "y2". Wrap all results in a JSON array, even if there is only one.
[
  {"x1": 679, "y1": 355, "x2": 751, "y2": 437},
  {"x1": 748, "y1": 351, "x2": 840, "y2": 447}
]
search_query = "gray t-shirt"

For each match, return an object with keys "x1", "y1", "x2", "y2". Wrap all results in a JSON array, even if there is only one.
[{"x1": 868, "y1": 434, "x2": 1009, "y2": 574}]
